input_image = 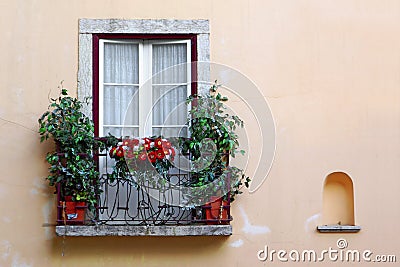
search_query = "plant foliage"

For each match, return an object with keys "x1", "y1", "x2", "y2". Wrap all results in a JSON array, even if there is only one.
[
  {"x1": 182, "y1": 81, "x2": 251, "y2": 202},
  {"x1": 38, "y1": 87, "x2": 100, "y2": 209}
]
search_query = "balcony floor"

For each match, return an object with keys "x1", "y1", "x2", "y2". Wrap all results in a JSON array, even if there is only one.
[{"x1": 56, "y1": 225, "x2": 232, "y2": 236}]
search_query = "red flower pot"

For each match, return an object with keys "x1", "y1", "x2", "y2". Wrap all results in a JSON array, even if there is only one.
[
  {"x1": 62, "y1": 196, "x2": 86, "y2": 224},
  {"x1": 204, "y1": 196, "x2": 229, "y2": 225}
]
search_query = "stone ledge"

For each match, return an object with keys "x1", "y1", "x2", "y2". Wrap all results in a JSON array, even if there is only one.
[
  {"x1": 56, "y1": 225, "x2": 232, "y2": 237},
  {"x1": 317, "y1": 225, "x2": 361, "y2": 233}
]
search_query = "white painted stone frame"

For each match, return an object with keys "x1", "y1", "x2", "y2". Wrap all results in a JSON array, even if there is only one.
[{"x1": 78, "y1": 19, "x2": 210, "y2": 117}]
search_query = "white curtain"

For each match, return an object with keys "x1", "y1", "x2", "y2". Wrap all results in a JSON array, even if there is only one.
[
  {"x1": 152, "y1": 43, "x2": 188, "y2": 137},
  {"x1": 103, "y1": 43, "x2": 139, "y2": 137},
  {"x1": 102, "y1": 42, "x2": 188, "y2": 138}
]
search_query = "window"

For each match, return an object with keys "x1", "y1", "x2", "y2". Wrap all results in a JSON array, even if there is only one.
[
  {"x1": 96, "y1": 37, "x2": 193, "y2": 138},
  {"x1": 94, "y1": 36, "x2": 194, "y2": 224}
]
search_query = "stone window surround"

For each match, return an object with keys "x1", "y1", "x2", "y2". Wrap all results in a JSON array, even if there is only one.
[{"x1": 77, "y1": 18, "x2": 210, "y2": 118}]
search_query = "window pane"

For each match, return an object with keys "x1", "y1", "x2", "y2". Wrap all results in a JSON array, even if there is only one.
[
  {"x1": 103, "y1": 85, "x2": 139, "y2": 126},
  {"x1": 153, "y1": 127, "x2": 188, "y2": 138},
  {"x1": 152, "y1": 85, "x2": 187, "y2": 125},
  {"x1": 152, "y1": 43, "x2": 187, "y2": 84},
  {"x1": 103, "y1": 127, "x2": 139, "y2": 137},
  {"x1": 121, "y1": 127, "x2": 139, "y2": 137},
  {"x1": 104, "y1": 43, "x2": 139, "y2": 84},
  {"x1": 103, "y1": 127, "x2": 122, "y2": 137}
]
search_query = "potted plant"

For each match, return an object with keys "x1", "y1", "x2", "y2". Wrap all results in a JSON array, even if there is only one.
[
  {"x1": 38, "y1": 86, "x2": 100, "y2": 224},
  {"x1": 106, "y1": 136, "x2": 178, "y2": 189},
  {"x1": 182, "y1": 81, "x2": 251, "y2": 224}
]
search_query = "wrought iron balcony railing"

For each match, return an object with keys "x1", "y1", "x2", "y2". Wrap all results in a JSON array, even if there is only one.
[{"x1": 56, "y1": 137, "x2": 232, "y2": 227}]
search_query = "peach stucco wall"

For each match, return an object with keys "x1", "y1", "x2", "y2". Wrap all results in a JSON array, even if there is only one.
[{"x1": 0, "y1": 0, "x2": 399, "y2": 266}]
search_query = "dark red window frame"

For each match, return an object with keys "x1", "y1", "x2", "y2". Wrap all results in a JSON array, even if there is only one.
[{"x1": 92, "y1": 34, "x2": 198, "y2": 137}]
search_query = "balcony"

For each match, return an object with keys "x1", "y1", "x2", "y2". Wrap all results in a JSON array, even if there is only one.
[{"x1": 55, "y1": 137, "x2": 233, "y2": 236}]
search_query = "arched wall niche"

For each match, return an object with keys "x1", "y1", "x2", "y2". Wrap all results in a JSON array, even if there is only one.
[{"x1": 317, "y1": 171, "x2": 361, "y2": 233}]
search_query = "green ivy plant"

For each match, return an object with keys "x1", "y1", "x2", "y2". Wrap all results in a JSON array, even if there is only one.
[
  {"x1": 182, "y1": 81, "x2": 251, "y2": 203},
  {"x1": 38, "y1": 87, "x2": 100, "y2": 210}
]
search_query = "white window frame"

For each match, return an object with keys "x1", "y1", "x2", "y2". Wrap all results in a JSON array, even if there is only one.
[
  {"x1": 98, "y1": 39, "x2": 140, "y2": 138},
  {"x1": 146, "y1": 39, "x2": 191, "y2": 138},
  {"x1": 98, "y1": 39, "x2": 191, "y2": 137}
]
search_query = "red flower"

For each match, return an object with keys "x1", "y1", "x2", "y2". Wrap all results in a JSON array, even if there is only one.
[
  {"x1": 163, "y1": 141, "x2": 172, "y2": 149},
  {"x1": 148, "y1": 151, "x2": 157, "y2": 163},
  {"x1": 116, "y1": 146, "x2": 124, "y2": 158},
  {"x1": 143, "y1": 138, "x2": 151, "y2": 150},
  {"x1": 131, "y1": 139, "x2": 139, "y2": 146},
  {"x1": 122, "y1": 139, "x2": 130, "y2": 147},
  {"x1": 109, "y1": 146, "x2": 117, "y2": 158},
  {"x1": 170, "y1": 148, "x2": 176, "y2": 157},
  {"x1": 143, "y1": 138, "x2": 151, "y2": 144},
  {"x1": 139, "y1": 152, "x2": 148, "y2": 161},
  {"x1": 126, "y1": 150, "x2": 135, "y2": 159},
  {"x1": 122, "y1": 138, "x2": 138, "y2": 148},
  {"x1": 154, "y1": 138, "x2": 163, "y2": 148},
  {"x1": 156, "y1": 149, "x2": 164, "y2": 159},
  {"x1": 163, "y1": 148, "x2": 170, "y2": 156}
]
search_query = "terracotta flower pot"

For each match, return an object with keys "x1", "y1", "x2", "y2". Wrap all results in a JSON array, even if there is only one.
[
  {"x1": 62, "y1": 196, "x2": 86, "y2": 224},
  {"x1": 205, "y1": 196, "x2": 229, "y2": 225}
]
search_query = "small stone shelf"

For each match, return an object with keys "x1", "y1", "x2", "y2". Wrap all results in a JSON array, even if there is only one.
[
  {"x1": 56, "y1": 225, "x2": 232, "y2": 237},
  {"x1": 317, "y1": 225, "x2": 361, "y2": 233}
]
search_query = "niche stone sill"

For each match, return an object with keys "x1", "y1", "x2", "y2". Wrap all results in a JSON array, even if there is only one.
[
  {"x1": 56, "y1": 225, "x2": 232, "y2": 237},
  {"x1": 317, "y1": 225, "x2": 361, "y2": 233}
]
